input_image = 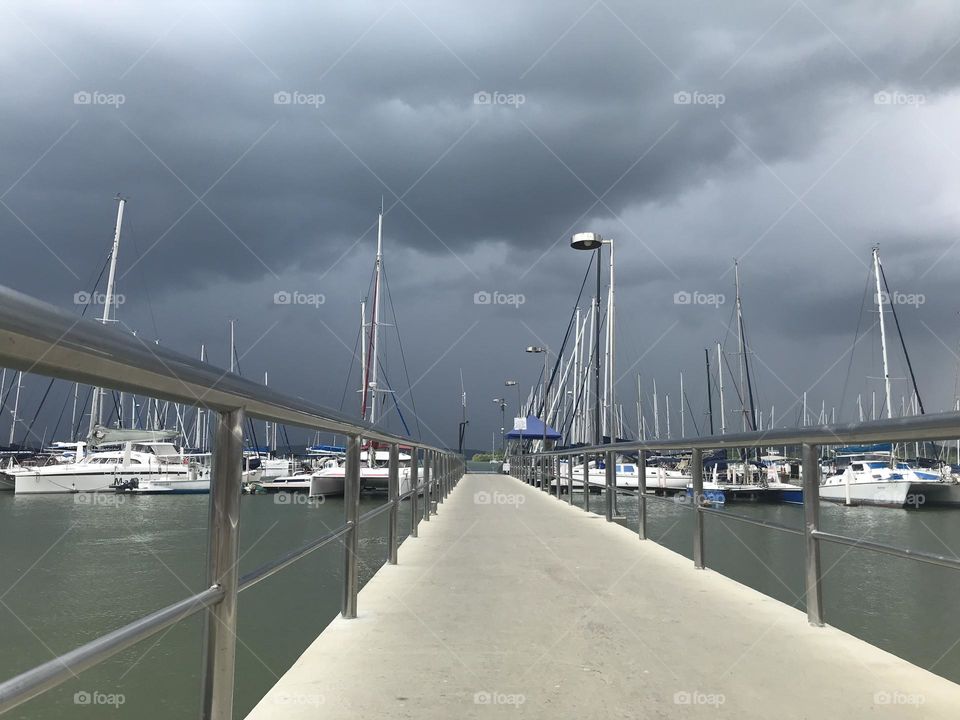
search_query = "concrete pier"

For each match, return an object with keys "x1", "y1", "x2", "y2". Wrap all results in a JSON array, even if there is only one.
[{"x1": 246, "y1": 473, "x2": 960, "y2": 718}]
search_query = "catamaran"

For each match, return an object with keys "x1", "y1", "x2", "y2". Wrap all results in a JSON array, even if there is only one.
[
  {"x1": 817, "y1": 248, "x2": 960, "y2": 507},
  {"x1": 9, "y1": 427, "x2": 199, "y2": 494}
]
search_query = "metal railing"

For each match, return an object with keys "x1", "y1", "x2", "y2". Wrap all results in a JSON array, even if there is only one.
[
  {"x1": 0, "y1": 286, "x2": 465, "y2": 717},
  {"x1": 509, "y1": 413, "x2": 960, "y2": 627}
]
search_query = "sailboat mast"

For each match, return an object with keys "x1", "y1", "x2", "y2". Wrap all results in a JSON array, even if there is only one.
[
  {"x1": 873, "y1": 246, "x2": 893, "y2": 419},
  {"x1": 8, "y1": 371, "x2": 22, "y2": 446},
  {"x1": 679, "y1": 372, "x2": 685, "y2": 438},
  {"x1": 705, "y1": 349, "x2": 714, "y2": 435},
  {"x1": 717, "y1": 342, "x2": 726, "y2": 434},
  {"x1": 88, "y1": 197, "x2": 125, "y2": 436},
  {"x1": 230, "y1": 320, "x2": 237, "y2": 373},
  {"x1": 606, "y1": 239, "x2": 615, "y2": 443},
  {"x1": 360, "y1": 299, "x2": 368, "y2": 417},
  {"x1": 735, "y1": 260, "x2": 748, "y2": 431},
  {"x1": 369, "y1": 204, "x2": 384, "y2": 426}
]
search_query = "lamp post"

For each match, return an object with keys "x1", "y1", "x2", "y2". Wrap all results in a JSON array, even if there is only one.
[
  {"x1": 525, "y1": 346, "x2": 549, "y2": 449},
  {"x1": 505, "y1": 380, "x2": 521, "y2": 479},
  {"x1": 570, "y1": 232, "x2": 614, "y2": 446},
  {"x1": 526, "y1": 346, "x2": 549, "y2": 490},
  {"x1": 492, "y1": 398, "x2": 506, "y2": 456}
]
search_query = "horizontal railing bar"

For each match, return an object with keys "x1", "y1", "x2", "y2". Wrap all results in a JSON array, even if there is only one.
[
  {"x1": 0, "y1": 585, "x2": 223, "y2": 715},
  {"x1": 532, "y1": 411, "x2": 960, "y2": 455},
  {"x1": 699, "y1": 506, "x2": 803, "y2": 535},
  {"x1": 359, "y1": 502, "x2": 394, "y2": 525},
  {"x1": 238, "y1": 524, "x2": 353, "y2": 593},
  {"x1": 0, "y1": 285, "x2": 449, "y2": 451},
  {"x1": 812, "y1": 530, "x2": 960, "y2": 571}
]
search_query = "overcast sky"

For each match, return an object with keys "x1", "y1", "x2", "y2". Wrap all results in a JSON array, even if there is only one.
[{"x1": 3, "y1": 1, "x2": 960, "y2": 450}]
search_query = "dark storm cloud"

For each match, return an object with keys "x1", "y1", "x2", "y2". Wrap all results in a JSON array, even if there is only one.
[{"x1": 3, "y1": 1, "x2": 960, "y2": 447}]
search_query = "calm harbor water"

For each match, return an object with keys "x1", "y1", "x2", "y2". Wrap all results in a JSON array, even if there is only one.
[{"x1": 2, "y1": 484, "x2": 959, "y2": 718}]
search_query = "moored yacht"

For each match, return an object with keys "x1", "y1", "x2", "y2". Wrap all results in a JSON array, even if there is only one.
[{"x1": 9, "y1": 429, "x2": 194, "y2": 494}]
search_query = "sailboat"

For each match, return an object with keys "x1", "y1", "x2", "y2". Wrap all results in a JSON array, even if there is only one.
[
  {"x1": 820, "y1": 247, "x2": 960, "y2": 507},
  {"x1": 308, "y1": 205, "x2": 419, "y2": 496}
]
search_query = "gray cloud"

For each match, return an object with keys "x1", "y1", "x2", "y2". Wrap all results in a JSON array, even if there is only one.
[{"x1": 3, "y1": 1, "x2": 960, "y2": 448}]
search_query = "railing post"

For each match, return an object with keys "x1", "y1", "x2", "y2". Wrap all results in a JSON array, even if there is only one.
[
  {"x1": 566, "y1": 454, "x2": 573, "y2": 504},
  {"x1": 388, "y1": 442, "x2": 399, "y2": 565},
  {"x1": 802, "y1": 442, "x2": 824, "y2": 626},
  {"x1": 437, "y1": 453, "x2": 445, "y2": 505},
  {"x1": 540, "y1": 455, "x2": 547, "y2": 492},
  {"x1": 341, "y1": 434, "x2": 362, "y2": 619},
  {"x1": 410, "y1": 448, "x2": 419, "y2": 538},
  {"x1": 554, "y1": 455, "x2": 561, "y2": 498},
  {"x1": 201, "y1": 408, "x2": 244, "y2": 720},
  {"x1": 637, "y1": 449, "x2": 647, "y2": 540},
  {"x1": 423, "y1": 451, "x2": 432, "y2": 522},
  {"x1": 583, "y1": 453, "x2": 590, "y2": 513},
  {"x1": 605, "y1": 449, "x2": 615, "y2": 521},
  {"x1": 692, "y1": 447, "x2": 705, "y2": 569}
]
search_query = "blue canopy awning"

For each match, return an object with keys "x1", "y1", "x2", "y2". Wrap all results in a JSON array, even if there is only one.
[{"x1": 505, "y1": 416, "x2": 561, "y2": 441}]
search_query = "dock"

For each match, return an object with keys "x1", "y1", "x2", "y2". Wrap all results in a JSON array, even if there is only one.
[{"x1": 246, "y1": 473, "x2": 960, "y2": 719}]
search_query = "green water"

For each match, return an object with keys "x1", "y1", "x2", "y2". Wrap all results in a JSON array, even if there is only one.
[
  {"x1": 0, "y1": 493, "x2": 410, "y2": 719},
  {"x1": 2, "y1": 489, "x2": 959, "y2": 718}
]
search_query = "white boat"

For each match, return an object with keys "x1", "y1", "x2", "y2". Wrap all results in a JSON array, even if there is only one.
[
  {"x1": 11, "y1": 438, "x2": 196, "y2": 494},
  {"x1": 312, "y1": 450, "x2": 417, "y2": 495},
  {"x1": 559, "y1": 458, "x2": 689, "y2": 491},
  {"x1": 820, "y1": 453, "x2": 957, "y2": 507}
]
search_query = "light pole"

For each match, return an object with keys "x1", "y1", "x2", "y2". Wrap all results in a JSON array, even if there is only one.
[
  {"x1": 525, "y1": 346, "x2": 549, "y2": 450},
  {"x1": 505, "y1": 380, "x2": 521, "y2": 478},
  {"x1": 526, "y1": 346, "x2": 549, "y2": 490},
  {"x1": 492, "y1": 398, "x2": 506, "y2": 456},
  {"x1": 570, "y1": 232, "x2": 614, "y2": 446}
]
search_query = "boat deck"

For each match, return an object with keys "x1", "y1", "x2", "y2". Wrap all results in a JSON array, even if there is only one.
[{"x1": 246, "y1": 473, "x2": 960, "y2": 719}]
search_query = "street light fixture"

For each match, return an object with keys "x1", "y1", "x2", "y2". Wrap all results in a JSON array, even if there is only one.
[
  {"x1": 492, "y1": 398, "x2": 506, "y2": 455},
  {"x1": 570, "y1": 232, "x2": 614, "y2": 446},
  {"x1": 525, "y1": 346, "x2": 549, "y2": 454},
  {"x1": 504, "y1": 380, "x2": 521, "y2": 479}
]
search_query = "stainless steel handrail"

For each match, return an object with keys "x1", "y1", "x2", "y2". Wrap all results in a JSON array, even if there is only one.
[
  {"x1": 0, "y1": 284, "x2": 467, "y2": 717},
  {"x1": 0, "y1": 286, "x2": 445, "y2": 449},
  {"x1": 513, "y1": 423, "x2": 960, "y2": 630},
  {"x1": 699, "y1": 506, "x2": 803, "y2": 536},
  {"x1": 531, "y1": 411, "x2": 960, "y2": 454},
  {"x1": 239, "y1": 523, "x2": 354, "y2": 593},
  {"x1": 812, "y1": 530, "x2": 960, "y2": 571},
  {"x1": 0, "y1": 586, "x2": 224, "y2": 713}
]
